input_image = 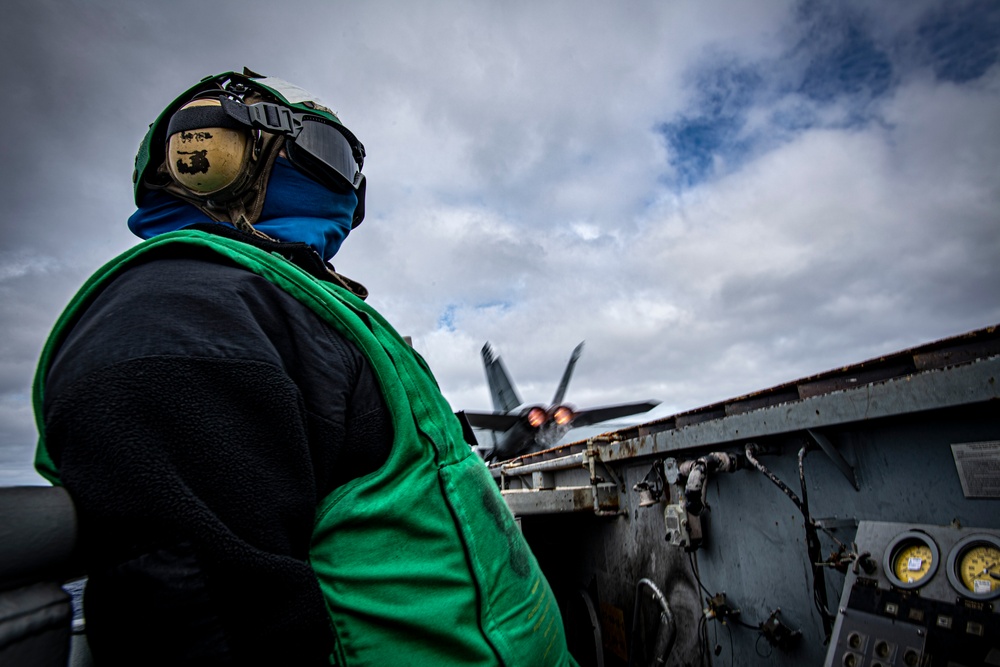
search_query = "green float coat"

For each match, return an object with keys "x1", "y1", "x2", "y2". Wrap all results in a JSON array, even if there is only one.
[{"x1": 34, "y1": 229, "x2": 575, "y2": 666}]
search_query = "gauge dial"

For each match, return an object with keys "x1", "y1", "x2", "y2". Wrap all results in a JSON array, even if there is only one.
[
  {"x1": 884, "y1": 531, "x2": 939, "y2": 590},
  {"x1": 947, "y1": 534, "x2": 1000, "y2": 601},
  {"x1": 893, "y1": 543, "x2": 934, "y2": 584},
  {"x1": 959, "y1": 545, "x2": 1000, "y2": 594}
]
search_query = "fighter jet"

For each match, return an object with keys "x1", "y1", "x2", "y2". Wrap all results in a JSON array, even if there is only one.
[{"x1": 460, "y1": 342, "x2": 659, "y2": 461}]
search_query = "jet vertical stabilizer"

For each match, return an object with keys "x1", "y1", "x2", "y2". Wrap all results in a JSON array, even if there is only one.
[
  {"x1": 551, "y1": 342, "x2": 584, "y2": 406},
  {"x1": 463, "y1": 342, "x2": 659, "y2": 461},
  {"x1": 482, "y1": 342, "x2": 522, "y2": 413}
]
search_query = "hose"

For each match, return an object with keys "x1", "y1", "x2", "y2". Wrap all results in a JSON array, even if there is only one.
[
  {"x1": 628, "y1": 578, "x2": 676, "y2": 667},
  {"x1": 678, "y1": 451, "x2": 744, "y2": 516}
]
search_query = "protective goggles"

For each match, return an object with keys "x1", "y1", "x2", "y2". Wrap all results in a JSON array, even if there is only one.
[{"x1": 166, "y1": 96, "x2": 365, "y2": 196}]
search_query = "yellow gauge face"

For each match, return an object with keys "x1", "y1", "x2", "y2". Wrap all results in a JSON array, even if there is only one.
[
  {"x1": 893, "y1": 543, "x2": 934, "y2": 584},
  {"x1": 958, "y1": 544, "x2": 1000, "y2": 595}
]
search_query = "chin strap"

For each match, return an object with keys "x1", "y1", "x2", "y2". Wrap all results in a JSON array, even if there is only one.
[
  {"x1": 228, "y1": 199, "x2": 277, "y2": 243},
  {"x1": 325, "y1": 268, "x2": 370, "y2": 300}
]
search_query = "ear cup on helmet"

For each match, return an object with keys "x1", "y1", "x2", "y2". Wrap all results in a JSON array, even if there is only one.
[{"x1": 166, "y1": 99, "x2": 252, "y2": 195}]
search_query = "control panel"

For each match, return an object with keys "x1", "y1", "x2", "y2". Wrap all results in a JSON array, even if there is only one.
[{"x1": 825, "y1": 521, "x2": 1000, "y2": 667}]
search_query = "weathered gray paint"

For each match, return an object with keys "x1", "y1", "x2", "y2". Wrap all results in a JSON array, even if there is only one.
[
  {"x1": 499, "y1": 335, "x2": 1000, "y2": 666},
  {"x1": 601, "y1": 355, "x2": 1000, "y2": 461}
]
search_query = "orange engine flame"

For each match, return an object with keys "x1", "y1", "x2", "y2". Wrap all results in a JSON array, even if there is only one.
[
  {"x1": 552, "y1": 406, "x2": 574, "y2": 426},
  {"x1": 527, "y1": 407, "x2": 547, "y2": 428}
]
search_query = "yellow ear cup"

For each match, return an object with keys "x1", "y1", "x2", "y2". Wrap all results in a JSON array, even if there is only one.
[{"x1": 166, "y1": 99, "x2": 251, "y2": 195}]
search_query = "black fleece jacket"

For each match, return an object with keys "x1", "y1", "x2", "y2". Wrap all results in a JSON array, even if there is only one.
[{"x1": 42, "y1": 225, "x2": 393, "y2": 666}]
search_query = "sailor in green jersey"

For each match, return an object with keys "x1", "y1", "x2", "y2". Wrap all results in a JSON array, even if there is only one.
[{"x1": 34, "y1": 69, "x2": 577, "y2": 666}]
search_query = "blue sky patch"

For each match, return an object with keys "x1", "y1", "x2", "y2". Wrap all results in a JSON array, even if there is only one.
[
  {"x1": 656, "y1": 1, "x2": 999, "y2": 190},
  {"x1": 438, "y1": 304, "x2": 458, "y2": 332},
  {"x1": 796, "y1": 24, "x2": 893, "y2": 103},
  {"x1": 918, "y1": 1, "x2": 1000, "y2": 83},
  {"x1": 437, "y1": 301, "x2": 512, "y2": 332},
  {"x1": 658, "y1": 7, "x2": 902, "y2": 189},
  {"x1": 658, "y1": 62, "x2": 763, "y2": 187}
]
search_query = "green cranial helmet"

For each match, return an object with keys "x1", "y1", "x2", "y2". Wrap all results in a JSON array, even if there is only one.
[{"x1": 133, "y1": 67, "x2": 366, "y2": 229}]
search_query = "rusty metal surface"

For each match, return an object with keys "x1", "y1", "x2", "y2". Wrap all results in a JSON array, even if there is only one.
[
  {"x1": 912, "y1": 337, "x2": 1000, "y2": 370},
  {"x1": 490, "y1": 326, "x2": 1000, "y2": 469},
  {"x1": 502, "y1": 483, "x2": 620, "y2": 515},
  {"x1": 674, "y1": 407, "x2": 726, "y2": 428},
  {"x1": 796, "y1": 360, "x2": 916, "y2": 399},
  {"x1": 639, "y1": 325, "x2": 999, "y2": 437},
  {"x1": 723, "y1": 388, "x2": 800, "y2": 416}
]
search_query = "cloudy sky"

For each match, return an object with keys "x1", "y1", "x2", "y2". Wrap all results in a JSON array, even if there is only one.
[{"x1": 3, "y1": 0, "x2": 998, "y2": 485}]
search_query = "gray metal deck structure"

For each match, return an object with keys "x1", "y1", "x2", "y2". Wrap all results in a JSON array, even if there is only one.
[{"x1": 494, "y1": 326, "x2": 1000, "y2": 666}]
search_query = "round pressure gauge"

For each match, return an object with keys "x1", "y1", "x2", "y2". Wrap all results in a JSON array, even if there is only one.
[
  {"x1": 946, "y1": 534, "x2": 1000, "y2": 601},
  {"x1": 884, "y1": 531, "x2": 940, "y2": 590}
]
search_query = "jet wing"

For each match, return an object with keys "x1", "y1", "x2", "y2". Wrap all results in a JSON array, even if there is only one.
[
  {"x1": 459, "y1": 411, "x2": 523, "y2": 432},
  {"x1": 571, "y1": 401, "x2": 659, "y2": 428}
]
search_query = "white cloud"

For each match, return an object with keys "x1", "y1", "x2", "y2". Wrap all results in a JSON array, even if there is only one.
[
  {"x1": 399, "y1": 58, "x2": 1000, "y2": 413},
  {"x1": 1, "y1": 0, "x2": 999, "y2": 480}
]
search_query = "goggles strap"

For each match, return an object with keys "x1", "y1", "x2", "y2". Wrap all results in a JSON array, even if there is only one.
[
  {"x1": 221, "y1": 97, "x2": 365, "y2": 172},
  {"x1": 166, "y1": 104, "x2": 246, "y2": 136},
  {"x1": 220, "y1": 96, "x2": 299, "y2": 135}
]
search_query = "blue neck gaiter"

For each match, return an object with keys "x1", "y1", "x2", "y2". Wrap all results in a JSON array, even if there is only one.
[{"x1": 128, "y1": 157, "x2": 358, "y2": 261}]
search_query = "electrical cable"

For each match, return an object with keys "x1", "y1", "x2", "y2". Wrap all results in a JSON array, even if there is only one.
[
  {"x1": 688, "y1": 551, "x2": 765, "y2": 637},
  {"x1": 755, "y1": 633, "x2": 773, "y2": 658},
  {"x1": 726, "y1": 621, "x2": 734, "y2": 665},
  {"x1": 744, "y1": 443, "x2": 806, "y2": 512},
  {"x1": 689, "y1": 553, "x2": 712, "y2": 662},
  {"x1": 799, "y1": 445, "x2": 838, "y2": 636},
  {"x1": 687, "y1": 470, "x2": 809, "y2": 661},
  {"x1": 746, "y1": 442, "x2": 836, "y2": 638},
  {"x1": 689, "y1": 551, "x2": 765, "y2": 634},
  {"x1": 687, "y1": 552, "x2": 713, "y2": 598},
  {"x1": 798, "y1": 445, "x2": 833, "y2": 634},
  {"x1": 798, "y1": 446, "x2": 848, "y2": 551},
  {"x1": 712, "y1": 613, "x2": 719, "y2": 660},
  {"x1": 696, "y1": 614, "x2": 707, "y2": 663}
]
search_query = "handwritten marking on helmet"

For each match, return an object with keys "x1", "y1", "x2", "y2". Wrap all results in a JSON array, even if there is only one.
[
  {"x1": 179, "y1": 130, "x2": 214, "y2": 142},
  {"x1": 175, "y1": 150, "x2": 210, "y2": 174}
]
